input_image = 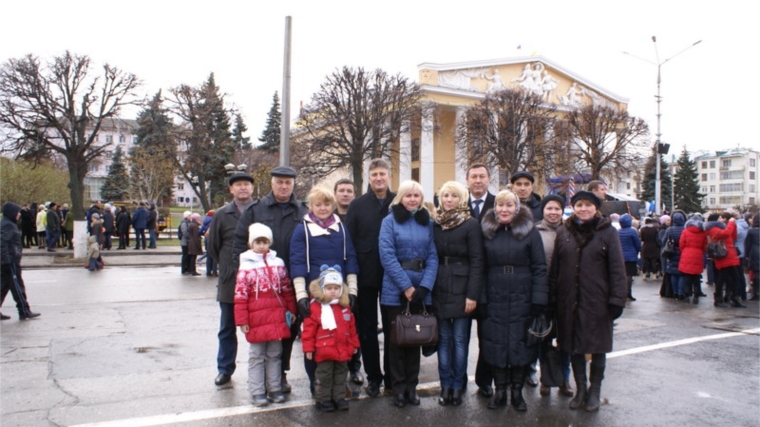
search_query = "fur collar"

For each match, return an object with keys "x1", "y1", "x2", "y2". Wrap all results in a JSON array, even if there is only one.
[
  {"x1": 481, "y1": 205, "x2": 534, "y2": 240},
  {"x1": 309, "y1": 279, "x2": 350, "y2": 307},
  {"x1": 391, "y1": 204, "x2": 431, "y2": 225}
]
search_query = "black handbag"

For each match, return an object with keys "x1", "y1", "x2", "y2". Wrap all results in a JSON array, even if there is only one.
[
  {"x1": 527, "y1": 314, "x2": 553, "y2": 347},
  {"x1": 540, "y1": 342, "x2": 564, "y2": 387},
  {"x1": 707, "y1": 237, "x2": 727, "y2": 259},
  {"x1": 661, "y1": 236, "x2": 675, "y2": 258},
  {"x1": 391, "y1": 301, "x2": 438, "y2": 347}
]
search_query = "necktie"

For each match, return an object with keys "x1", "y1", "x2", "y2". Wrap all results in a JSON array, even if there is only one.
[{"x1": 473, "y1": 199, "x2": 483, "y2": 218}]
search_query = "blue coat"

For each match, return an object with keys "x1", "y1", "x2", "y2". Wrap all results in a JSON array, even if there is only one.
[
  {"x1": 289, "y1": 214, "x2": 359, "y2": 284},
  {"x1": 131, "y1": 207, "x2": 148, "y2": 229},
  {"x1": 379, "y1": 205, "x2": 438, "y2": 306},
  {"x1": 617, "y1": 214, "x2": 641, "y2": 262},
  {"x1": 661, "y1": 211, "x2": 687, "y2": 275}
]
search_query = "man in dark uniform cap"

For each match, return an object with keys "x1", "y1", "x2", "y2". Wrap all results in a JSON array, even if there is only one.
[
  {"x1": 510, "y1": 170, "x2": 543, "y2": 222},
  {"x1": 232, "y1": 165, "x2": 308, "y2": 392}
]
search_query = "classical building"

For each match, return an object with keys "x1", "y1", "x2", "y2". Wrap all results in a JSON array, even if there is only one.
[
  {"x1": 309, "y1": 56, "x2": 635, "y2": 199},
  {"x1": 694, "y1": 147, "x2": 759, "y2": 211},
  {"x1": 80, "y1": 119, "x2": 138, "y2": 201}
]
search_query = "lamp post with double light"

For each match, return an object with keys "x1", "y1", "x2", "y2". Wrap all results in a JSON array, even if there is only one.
[{"x1": 624, "y1": 37, "x2": 701, "y2": 215}]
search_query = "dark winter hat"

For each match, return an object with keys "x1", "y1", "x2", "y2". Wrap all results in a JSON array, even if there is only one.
[
  {"x1": 570, "y1": 190, "x2": 601, "y2": 209},
  {"x1": 510, "y1": 170, "x2": 535, "y2": 184},
  {"x1": 540, "y1": 194, "x2": 565, "y2": 213},
  {"x1": 48, "y1": 202, "x2": 57, "y2": 209},
  {"x1": 2, "y1": 202, "x2": 21, "y2": 223},
  {"x1": 228, "y1": 172, "x2": 254, "y2": 186},
  {"x1": 270, "y1": 166, "x2": 297, "y2": 178}
]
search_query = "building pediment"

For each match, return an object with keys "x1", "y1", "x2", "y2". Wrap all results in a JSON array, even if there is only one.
[{"x1": 418, "y1": 56, "x2": 628, "y2": 110}]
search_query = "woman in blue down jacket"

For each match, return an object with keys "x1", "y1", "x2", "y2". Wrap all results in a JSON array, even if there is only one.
[
  {"x1": 379, "y1": 180, "x2": 438, "y2": 409},
  {"x1": 661, "y1": 210, "x2": 687, "y2": 300},
  {"x1": 617, "y1": 214, "x2": 642, "y2": 301}
]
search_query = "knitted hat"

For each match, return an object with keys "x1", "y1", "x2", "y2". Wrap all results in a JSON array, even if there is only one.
[
  {"x1": 318, "y1": 265, "x2": 343, "y2": 288},
  {"x1": 92, "y1": 213, "x2": 101, "y2": 220},
  {"x1": 570, "y1": 190, "x2": 601, "y2": 209},
  {"x1": 540, "y1": 194, "x2": 564, "y2": 213},
  {"x1": 183, "y1": 211, "x2": 192, "y2": 219},
  {"x1": 659, "y1": 215, "x2": 671, "y2": 225},
  {"x1": 248, "y1": 223, "x2": 273, "y2": 246}
]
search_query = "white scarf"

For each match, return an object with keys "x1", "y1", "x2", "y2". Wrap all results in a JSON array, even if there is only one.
[{"x1": 320, "y1": 299, "x2": 340, "y2": 330}]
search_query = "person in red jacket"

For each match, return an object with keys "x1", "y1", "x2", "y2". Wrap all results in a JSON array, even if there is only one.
[
  {"x1": 705, "y1": 213, "x2": 744, "y2": 308},
  {"x1": 302, "y1": 265, "x2": 360, "y2": 413},
  {"x1": 234, "y1": 223, "x2": 297, "y2": 407},
  {"x1": 678, "y1": 216, "x2": 707, "y2": 304}
]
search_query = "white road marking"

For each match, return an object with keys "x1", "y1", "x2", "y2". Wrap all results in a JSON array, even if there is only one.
[{"x1": 69, "y1": 327, "x2": 760, "y2": 427}]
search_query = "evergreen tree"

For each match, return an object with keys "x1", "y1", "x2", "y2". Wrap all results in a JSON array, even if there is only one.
[
  {"x1": 130, "y1": 90, "x2": 177, "y2": 204},
  {"x1": 639, "y1": 150, "x2": 673, "y2": 211},
  {"x1": 101, "y1": 146, "x2": 130, "y2": 201},
  {"x1": 258, "y1": 91, "x2": 281, "y2": 153},
  {"x1": 673, "y1": 146, "x2": 705, "y2": 213},
  {"x1": 170, "y1": 73, "x2": 235, "y2": 212},
  {"x1": 232, "y1": 113, "x2": 252, "y2": 150}
]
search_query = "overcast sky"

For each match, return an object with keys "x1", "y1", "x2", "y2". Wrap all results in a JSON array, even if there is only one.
[{"x1": 2, "y1": 0, "x2": 753, "y2": 160}]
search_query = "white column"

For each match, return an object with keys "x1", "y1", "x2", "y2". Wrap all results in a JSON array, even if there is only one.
[
  {"x1": 420, "y1": 111, "x2": 435, "y2": 197},
  {"x1": 455, "y1": 107, "x2": 466, "y2": 184},
  {"x1": 399, "y1": 122, "x2": 412, "y2": 182}
]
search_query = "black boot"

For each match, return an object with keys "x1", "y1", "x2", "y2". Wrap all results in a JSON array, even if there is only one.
[
  {"x1": 585, "y1": 363, "x2": 605, "y2": 412},
  {"x1": 510, "y1": 366, "x2": 527, "y2": 412},
  {"x1": 731, "y1": 296, "x2": 746, "y2": 308},
  {"x1": 487, "y1": 387, "x2": 507, "y2": 409},
  {"x1": 438, "y1": 387, "x2": 451, "y2": 406},
  {"x1": 714, "y1": 293, "x2": 727, "y2": 308},
  {"x1": 569, "y1": 358, "x2": 587, "y2": 410}
]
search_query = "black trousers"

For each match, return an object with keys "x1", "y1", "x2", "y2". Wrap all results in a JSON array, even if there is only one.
[
  {"x1": 474, "y1": 304, "x2": 493, "y2": 389},
  {"x1": 1, "y1": 263, "x2": 33, "y2": 317},
  {"x1": 385, "y1": 304, "x2": 422, "y2": 395},
  {"x1": 357, "y1": 287, "x2": 390, "y2": 387},
  {"x1": 716, "y1": 264, "x2": 740, "y2": 299},
  {"x1": 181, "y1": 245, "x2": 190, "y2": 274}
]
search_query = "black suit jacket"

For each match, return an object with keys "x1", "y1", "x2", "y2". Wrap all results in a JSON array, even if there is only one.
[{"x1": 469, "y1": 192, "x2": 496, "y2": 222}]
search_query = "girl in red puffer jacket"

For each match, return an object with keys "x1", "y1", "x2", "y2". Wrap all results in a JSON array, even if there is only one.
[
  {"x1": 302, "y1": 265, "x2": 360, "y2": 413},
  {"x1": 678, "y1": 217, "x2": 707, "y2": 303}
]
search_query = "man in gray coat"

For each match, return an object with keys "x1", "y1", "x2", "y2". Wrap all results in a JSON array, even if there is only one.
[{"x1": 207, "y1": 172, "x2": 255, "y2": 386}]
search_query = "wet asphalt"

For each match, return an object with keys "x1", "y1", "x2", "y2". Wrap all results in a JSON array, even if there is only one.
[{"x1": 1, "y1": 263, "x2": 758, "y2": 427}]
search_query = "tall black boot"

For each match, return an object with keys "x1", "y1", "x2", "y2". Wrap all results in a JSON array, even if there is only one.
[
  {"x1": 569, "y1": 357, "x2": 587, "y2": 410},
  {"x1": 510, "y1": 365, "x2": 527, "y2": 412},
  {"x1": 714, "y1": 292, "x2": 727, "y2": 308},
  {"x1": 488, "y1": 367, "x2": 508, "y2": 409},
  {"x1": 585, "y1": 363, "x2": 605, "y2": 412}
]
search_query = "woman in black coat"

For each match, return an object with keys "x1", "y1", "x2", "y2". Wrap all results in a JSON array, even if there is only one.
[
  {"x1": 548, "y1": 191, "x2": 627, "y2": 412},
  {"x1": 481, "y1": 189, "x2": 547, "y2": 412},
  {"x1": 115, "y1": 206, "x2": 131, "y2": 250},
  {"x1": 432, "y1": 181, "x2": 483, "y2": 406}
]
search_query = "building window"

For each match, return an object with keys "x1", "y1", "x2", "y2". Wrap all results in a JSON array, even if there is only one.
[
  {"x1": 105, "y1": 165, "x2": 111, "y2": 172},
  {"x1": 626, "y1": 182, "x2": 631, "y2": 190},
  {"x1": 132, "y1": 135, "x2": 138, "y2": 144},
  {"x1": 750, "y1": 184, "x2": 756, "y2": 193},
  {"x1": 701, "y1": 186, "x2": 707, "y2": 193},
  {"x1": 411, "y1": 138, "x2": 420, "y2": 162},
  {"x1": 750, "y1": 197, "x2": 756, "y2": 204},
  {"x1": 719, "y1": 183, "x2": 742, "y2": 192},
  {"x1": 722, "y1": 159, "x2": 731, "y2": 168},
  {"x1": 411, "y1": 167, "x2": 420, "y2": 182},
  {"x1": 709, "y1": 185, "x2": 715, "y2": 193},
  {"x1": 709, "y1": 198, "x2": 715, "y2": 205},
  {"x1": 119, "y1": 134, "x2": 126, "y2": 143},
  {"x1": 709, "y1": 160, "x2": 716, "y2": 168},
  {"x1": 105, "y1": 135, "x2": 113, "y2": 143},
  {"x1": 701, "y1": 173, "x2": 707, "y2": 182},
  {"x1": 719, "y1": 196, "x2": 742, "y2": 204},
  {"x1": 177, "y1": 197, "x2": 184, "y2": 203},
  {"x1": 719, "y1": 170, "x2": 743, "y2": 180},
  {"x1": 751, "y1": 158, "x2": 756, "y2": 167},
  {"x1": 700, "y1": 161, "x2": 706, "y2": 169},
  {"x1": 89, "y1": 165, "x2": 98, "y2": 172},
  {"x1": 177, "y1": 184, "x2": 184, "y2": 190},
  {"x1": 751, "y1": 171, "x2": 756, "y2": 180},
  {"x1": 105, "y1": 151, "x2": 112, "y2": 158},
  {"x1": 709, "y1": 173, "x2": 716, "y2": 180}
]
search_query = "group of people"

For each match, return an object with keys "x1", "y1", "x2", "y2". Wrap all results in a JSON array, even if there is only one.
[
  {"x1": 201, "y1": 160, "x2": 631, "y2": 415},
  {"x1": 14, "y1": 202, "x2": 72, "y2": 252},
  {"x1": 611, "y1": 207, "x2": 759, "y2": 308}
]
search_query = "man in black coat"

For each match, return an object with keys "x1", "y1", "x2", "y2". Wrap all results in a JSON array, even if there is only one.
[
  {"x1": 232, "y1": 166, "x2": 308, "y2": 392},
  {"x1": 45, "y1": 202, "x2": 61, "y2": 252},
  {"x1": 344, "y1": 158, "x2": 396, "y2": 397},
  {"x1": 466, "y1": 163, "x2": 496, "y2": 397},
  {"x1": 511, "y1": 171, "x2": 543, "y2": 222},
  {"x1": 1, "y1": 202, "x2": 40, "y2": 320},
  {"x1": 208, "y1": 172, "x2": 255, "y2": 386}
]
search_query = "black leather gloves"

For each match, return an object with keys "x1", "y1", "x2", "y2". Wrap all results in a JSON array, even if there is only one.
[
  {"x1": 297, "y1": 298, "x2": 311, "y2": 318},
  {"x1": 609, "y1": 304, "x2": 624, "y2": 320},
  {"x1": 412, "y1": 287, "x2": 429, "y2": 303}
]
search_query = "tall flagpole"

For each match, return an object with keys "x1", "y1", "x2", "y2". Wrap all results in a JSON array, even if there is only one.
[{"x1": 280, "y1": 16, "x2": 292, "y2": 167}]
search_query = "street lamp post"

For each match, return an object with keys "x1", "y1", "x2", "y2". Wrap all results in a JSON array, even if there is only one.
[{"x1": 624, "y1": 37, "x2": 701, "y2": 215}]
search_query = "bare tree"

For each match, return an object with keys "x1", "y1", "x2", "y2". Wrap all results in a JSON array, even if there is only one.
[
  {"x1": 0, "y1": 51, "x2": 140, "y2": 219},
  {"x1": 295, "y1": 66, "x2": 428, "y2": 192},
  {"x1": 558, "y1": 104, "x2": 649, "y2": 180},
  {"x1": 455, "y1": 88, "x2": 560, "y2": 185}
]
